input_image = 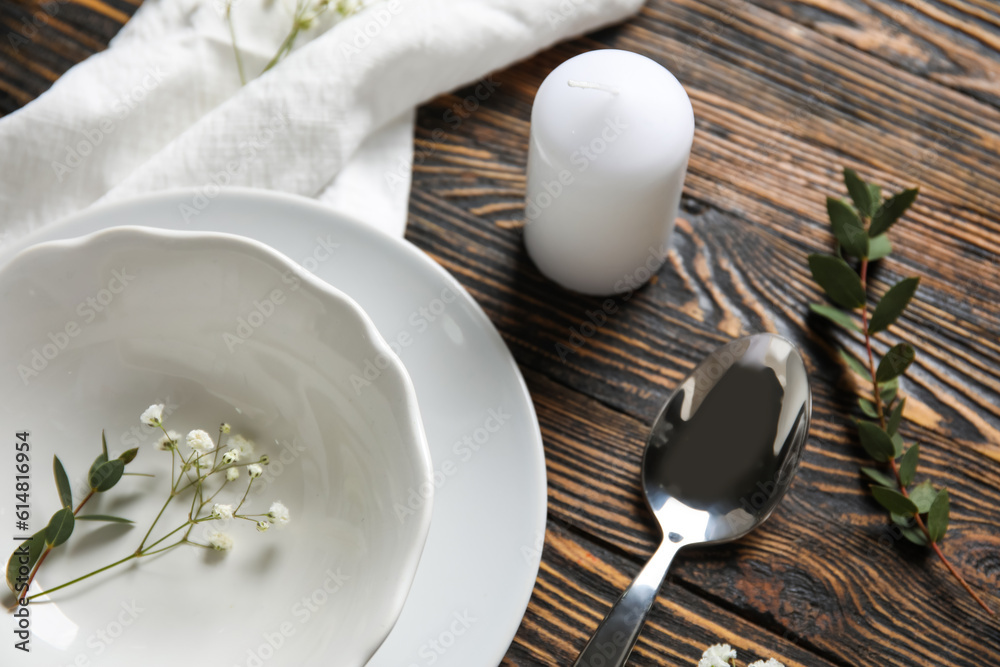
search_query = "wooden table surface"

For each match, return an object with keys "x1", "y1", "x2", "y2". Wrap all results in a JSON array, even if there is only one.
[{"x1": 3, "y1": 0, "x2": 999, "y2": 665}]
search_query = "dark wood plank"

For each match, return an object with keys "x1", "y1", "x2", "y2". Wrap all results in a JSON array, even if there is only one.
[
  {"x1": 500, "y1": 520, "x2": 843, "y2": 667},
  {"x1": 752, "y1": 0, "x2": 1000, "y2": 108},
  {"x1": 0, "y1": 0, "x2": 138, "y2": 115}
]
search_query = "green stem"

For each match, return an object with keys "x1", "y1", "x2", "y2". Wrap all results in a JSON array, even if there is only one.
[
  {"x1": 25, "y1": 553, "x2": 137, "y2": 602},
  {"x1": 206, "y1": 479, "x2": 229, "y2": 504},
  {"x1": 235, "y1": 478, "x2": 255, "y2": 514},
  {"x1": 138, "y1": 492, "x2": 175, "y2": 552},
  {"x1": 143, "y1": 520, "x2": 193, "y2": 552},
  {"x1": 140, "y1": 540, "x2": 185, "y2": 557},
  {"x1": 261, "y1": 28, "x2": 300, "y2": 74},
  {"x1": 226, "y1": 1, "x2": 247, "y2": 86}
]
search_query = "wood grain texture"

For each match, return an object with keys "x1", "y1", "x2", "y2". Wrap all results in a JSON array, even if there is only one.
[
  {"x1": 2, "y1": 0, "x2": 999, "y2": 666},
  {"x1": 0, "y1": 0, "x2": 139, "y2": 114}
]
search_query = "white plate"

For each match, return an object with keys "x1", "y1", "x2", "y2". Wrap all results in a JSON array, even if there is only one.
[
  {"x1": 0, "y1": 226, "x2": 434, "y2": 666},
  {"x1": 0, "y1": 189, "x2": 547, "y2": 667}
]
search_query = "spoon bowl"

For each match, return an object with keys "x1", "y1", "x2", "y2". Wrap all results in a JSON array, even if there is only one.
[{"x1": 573, "y1": 333, "x2": 811, "y2": 667}]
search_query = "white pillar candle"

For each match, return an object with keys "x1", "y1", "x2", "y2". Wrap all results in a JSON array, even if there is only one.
[{"x1": 523, "y1": 50, "x2": 694, "y2": 296}]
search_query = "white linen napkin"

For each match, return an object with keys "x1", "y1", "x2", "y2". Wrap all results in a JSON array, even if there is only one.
[{"x1": 0, "y1": 0, "x2": 643, "y2": 242}]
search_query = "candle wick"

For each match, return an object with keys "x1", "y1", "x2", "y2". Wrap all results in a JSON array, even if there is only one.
[{"x1": 567, "y1": 79, "x2": 620, "y2": 95}]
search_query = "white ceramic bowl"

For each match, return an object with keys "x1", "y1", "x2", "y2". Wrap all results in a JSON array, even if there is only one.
[{"x1": 0, "y1": 227, "x2": 433, "y2": 666}]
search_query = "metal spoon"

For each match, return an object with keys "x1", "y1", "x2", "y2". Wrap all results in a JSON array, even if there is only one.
[{"x1": 572, "y1": 333, "x2": 811, "y2": 667}]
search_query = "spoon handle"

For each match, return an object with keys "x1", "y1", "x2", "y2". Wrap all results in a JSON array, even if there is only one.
[{"x1": 572, "y1": 540, "x2": 682, "y2": 667}]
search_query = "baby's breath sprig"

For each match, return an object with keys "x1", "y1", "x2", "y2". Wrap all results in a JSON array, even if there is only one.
[
  {"x1": 227, "y1": 0, "x2": 362, "y2": 85},
  {"x1": 4, "y1": 405, "x2": 290, "y2": 604},
  {"x1": 807, "y1": 168, "x2": 993, "y2": 615}
]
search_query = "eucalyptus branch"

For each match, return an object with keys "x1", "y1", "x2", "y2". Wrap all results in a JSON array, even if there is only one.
[
  {"x1": 5, "y1": 431, "x2": 140, "y2": 606},
  {"x1": 807, "y1": 168, "x2": 993, "y2": 615}
]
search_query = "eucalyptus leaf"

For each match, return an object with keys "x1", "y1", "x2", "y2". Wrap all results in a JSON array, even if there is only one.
[
  {"x1": 868, "y1": 234, "x2": 892, "y2": 261},
  {"x1": 928, "y1": 489, "x2": 950, "y2": 542},
  {"x1": 808, "y1": 254, "x2": 866, "y2": 309},
  {"x1": 5, "y1": 531, "x2": 45, "y2": 595},
  {"x1": 871, "y1": 486, "x2": 917, "y2": 516},
  {"x1": 891, "y1": 432, "x2": 905, "y2": 458},
  {"x1": 118, "y1": 448, "x2": 139, "y2": 465},
  {"x1": 90, "y1": 459, "x2": 125, "y2": 492},
  {"x1": 899, "y1": 443, "x2": 919, "y2": 487},
  {"x1": 76, "y1": 514, "x2": 134, "y2": 524},
  {"x1": 900, "y1": 526, "x2": 928, "y2": 546},
  {"x1": 45, "y1": 508, "x2": 75, "y2": 548},
  {"x1": 89, "y1": 451, "x2": 108, "y2": 483},
  {"x1": 909, "y1": 481, "x2": 937, "y2": 514},
  {"x1": 828, "y1": 197, "x2": 869, "y2": 258},
  {"x1": 869, "y1": 188, "x2": 919, "y2": 237},
  {"x1": 887, "y1": 398, "x2": 906, "y2": 435},
  {"x1": 890, "y1": 512, "x2": 912, "y2": 527},
  {"x1": 881, "y1": 376, "x2": 900, "y2": 406},
  {"x1": 809, "y1": 303, "x2": 861, "y2": 332},
  {"x1": 876, "y1": 344, "x2": 915, "y2": 383},
  {"x1": 858, "y1": 398, "x2": 878, "y2": 418},
  {"x1": 843, "y1": 168, "x2": 875, "y2": 218},
  {"x1": 858, "y1": 421, "x2": 895, "y2": 462},
  {"x1": 840, "y1": 350, "x2": 872, "y2": 382},
  {"x1": 869, "y1": 278, "x2": 920, "y2": 334},
  {"x1": 102, "y1": 430, "x2": 109, "y2": 459},
  {"x1": 867, "y1": 183, "x2": 882, "y2": 207},
  {"x1": 53, "y1": 455, "x2": 72, "y2": 509},
  {"x1": 861, "y1": 467, "x2": 896, "y2": 488}
]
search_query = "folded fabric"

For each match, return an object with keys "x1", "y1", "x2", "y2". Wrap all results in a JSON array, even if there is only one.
[{"x1": 0, "y1": 0, "x2": 643, "y2": 243}]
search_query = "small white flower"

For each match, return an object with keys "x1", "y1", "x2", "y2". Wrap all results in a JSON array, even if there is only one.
[
  {"x1": 227, "y1": 434, "x2": 255, "y2": 457},
  {"x1": 256, "y1": 520, "x2": 270, "y2": 532},
  {"x1": 154, "y1": 430, "x2": 181, "y2": 451},
  {"x1": 226, "y1": 467, "x2": 240, "y2": 482},
  {"x1": 211, "y1": 503, "x2": 234, "y2": 520},
  {"x1": 248, "y1": 463, "x2": 263, "y2": 478},
  {"x1": 221, "y1": 423, "x2": 231, "y2": 434},
  {"x1": 258, "y1": 454, "x2": 270, "y2": 465},
  {"x1": 208, "y1": 530, "x2": 234, "y2": 551},
  {"x1": 267, "y1": 501, "x2": 290, "y2": 526},
  {"x1": 187, "y1": 429, "x2": 215, "y2": 454},
  {"x1": 140, "y1": 404, "x2": 165, "y2": 427},
  {"x1": 222, "y1": 449, "x2": 240, "y2": 464},
  {"x1": 699, "y1": 644, "x2": 737, "y2": 667},
  {"x1": 748, "y1": 661, "x2": 785, "y2": 667}
]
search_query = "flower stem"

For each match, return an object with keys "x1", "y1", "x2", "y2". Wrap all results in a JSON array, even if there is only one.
[
  {"x1": 139, "y1": 540, "x2": 185, "y2": 557},
  {"x1": 143, "y1": 520, "x2": 192, "y2": 552},
  {"x1": 859, "y1": 258, "x2": 993, "y2": 615},
  {"x1": 235, "y1": 478, "x2": 254, "y2": 514},
  {"x1": 26, "y1": 553, "x2": 137, "y2": 602},
  {"x1": 226, "y1": 1, "x2": 247, "y2": 86},
  {"x1": 138, "y1": 494, "x2": 177, "y2": 552}
]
